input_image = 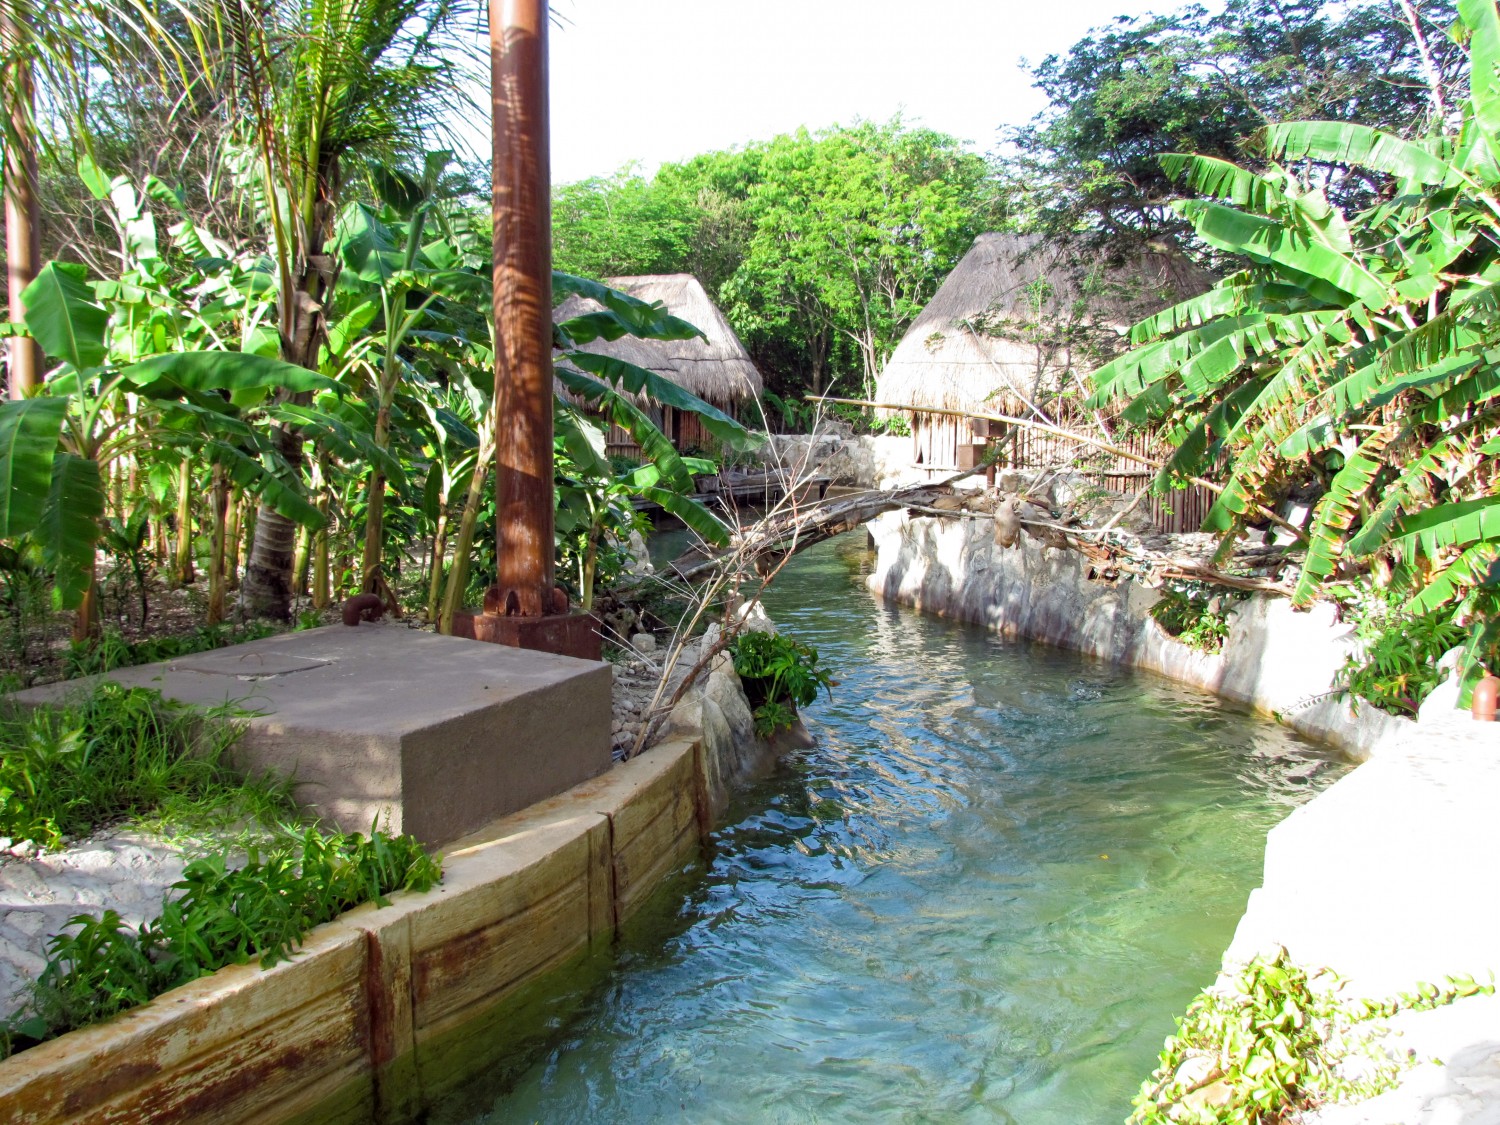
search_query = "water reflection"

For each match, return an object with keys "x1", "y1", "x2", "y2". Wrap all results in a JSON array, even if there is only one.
[{"x1": 439, "y1": 533, "x2": 1346, "y2": 1125}]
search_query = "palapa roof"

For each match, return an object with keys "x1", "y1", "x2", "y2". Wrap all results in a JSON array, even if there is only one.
[
  {"x1": 876, "y1": 232, "x2": 1213, "y2": 415},
  {"x1": 553, "y1": 273, "x2": 763, "y2": 405}
]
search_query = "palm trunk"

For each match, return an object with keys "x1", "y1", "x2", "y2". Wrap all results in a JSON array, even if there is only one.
[
  {"x1": 174, "y1": 456, "x2": 196, "y2": 585},
  {"x1": 439, "y1": 460, "x2": 489, "y2": 635},
  {"x1": 2, "y1": 10, "x2": 42, "y2": 399},
  {"x1": 239, "y1": 420, "x2": 303, "y2": 620}
]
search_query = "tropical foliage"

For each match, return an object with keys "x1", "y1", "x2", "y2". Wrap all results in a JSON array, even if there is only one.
[{"x1": 1087, "y1": 0, "x2": 1500, "y2": 703}]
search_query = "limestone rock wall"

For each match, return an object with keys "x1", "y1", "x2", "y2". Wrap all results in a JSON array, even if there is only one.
[{"x1": 864, "y1": 510, "x2": 1410, "y2": 760}]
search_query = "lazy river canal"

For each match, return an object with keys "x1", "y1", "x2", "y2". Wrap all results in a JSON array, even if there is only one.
[{"x1": 437, "y1": 533, "x2": 1348, "y2": 1124}]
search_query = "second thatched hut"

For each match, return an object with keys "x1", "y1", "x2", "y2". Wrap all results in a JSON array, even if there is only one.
[
  {"x1": 554, "y1": 273, "x2": 763, "y2": 459},
  {"x1": 875, "y1": 232, "x2": 1211, "y2": 475}
]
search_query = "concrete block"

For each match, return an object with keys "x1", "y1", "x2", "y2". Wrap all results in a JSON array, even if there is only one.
[{"x1": 9, "y1": 625, "x2": 612, "y2": 848}]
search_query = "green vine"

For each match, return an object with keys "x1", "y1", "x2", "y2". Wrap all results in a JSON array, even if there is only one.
[{"x1": 1131, "y1": 948, "x2": 1494, "y2": 1124}]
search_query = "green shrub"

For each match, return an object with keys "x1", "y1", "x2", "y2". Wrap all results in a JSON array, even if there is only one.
[
  {"x1": 1334, "y1": 592, "x2": 1470, "y2": 717},
  {"x1": 0, "y1": 682, "x2": 292, "y2": 849},
  {"x1": 1150, "y1": 584, "x2": 1236, "y2": 654},
  {"x1": 729, "y1": 630, "x2": 835, "y2": 736},
  {"x1": 2, "y1": 827, "x2": 441, "y2": 1057}
]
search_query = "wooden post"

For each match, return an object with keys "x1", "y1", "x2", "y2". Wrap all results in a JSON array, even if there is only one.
[{"x1": 487, "y1": 0, "x2": 554, "y2": 619}]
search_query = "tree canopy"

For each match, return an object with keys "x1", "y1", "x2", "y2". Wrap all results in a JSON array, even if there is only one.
[
  {"x1": 1005, "y1": 0, "x2": 1465, "y2": 249},
  {"x1": 550, "y1": 120, "x2": 1000, "y2": 411}
]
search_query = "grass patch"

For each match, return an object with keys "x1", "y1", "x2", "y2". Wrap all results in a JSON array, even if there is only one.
[
  {"x1": 61, "y1": 621, "x2": 283, "y2": 681},
  {"x1": 0, "y1": 681, "x2": 296, "y2": 849},
  {"x1": 1, "y1": 826, "x2": 441, "y2": 1058}
]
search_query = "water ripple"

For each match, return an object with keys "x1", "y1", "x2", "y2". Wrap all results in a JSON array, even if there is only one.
[{"x1": 443, "y1": 535, "x2": 1347, "y2": 1125}]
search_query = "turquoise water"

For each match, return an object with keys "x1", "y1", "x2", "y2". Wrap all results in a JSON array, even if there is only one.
[{"x1": 438, "y1": 534, "x2": 1346, "y2": 1124}]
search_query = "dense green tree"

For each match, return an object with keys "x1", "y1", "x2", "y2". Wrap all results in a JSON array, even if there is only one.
[
  {"x1": 726, "y1": 121, "x2": 995, "y2": 399},
  {"x1": 1007, "y1": 0, "x2": 1464, "y2": 249},
  {"x1": 550, "y1": 121, "x2": 997, "y2": 410}
]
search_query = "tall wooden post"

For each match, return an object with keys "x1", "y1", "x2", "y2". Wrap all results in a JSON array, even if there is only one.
[
  {"x1": 472, "y1": 0, "x2": 598, "y2": 658},
  {"x1": 488, "y1": 0, "x2": 553, "y2": 618},
  {"x1": 2, "y1": 7, "x2": 42, "y2": 398}
]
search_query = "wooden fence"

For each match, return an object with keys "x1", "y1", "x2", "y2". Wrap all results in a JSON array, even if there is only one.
[{"x1": 911, "y1": 412, "x2": 1214, "y2": 535}]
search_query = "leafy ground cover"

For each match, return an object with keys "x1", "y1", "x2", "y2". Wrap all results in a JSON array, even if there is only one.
[
  {"x1": 0, "y1": 826, "x2": 440, "y2": 1060},
  {"x1": 0, "y1": 681, "x2": 296, "y2": 850},
  {"x1": 1133, "y1": 949, "x2": 1494, "y2": 1124}
]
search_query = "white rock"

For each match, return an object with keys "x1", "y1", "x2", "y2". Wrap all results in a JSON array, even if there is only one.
[{"x1": 633, "y1": 632, "x2": 657, "y2": 655}]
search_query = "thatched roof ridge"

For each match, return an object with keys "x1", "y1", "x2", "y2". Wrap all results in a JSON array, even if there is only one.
[
  {"x1": 554, "y1": 273, "x2": 763, "y2": 404},
  {"x1": 876, "y1": 232, "x2": 1213, "y2": 414}
]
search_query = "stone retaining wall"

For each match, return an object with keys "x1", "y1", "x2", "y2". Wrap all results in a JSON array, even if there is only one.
[
  {"x1": 865, "y1": 510, "x2": 1410, "y2": 759},
  {"x1": 867, "y1": 509, "x2": 1500, "y2": 1121}
]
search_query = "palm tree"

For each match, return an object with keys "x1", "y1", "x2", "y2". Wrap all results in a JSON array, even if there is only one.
[
  {"x1": 220, "y1": 0, "x2": 482, "y2": 618},
  {"x1": 2, "y1": 0, "x2": 200, "y2": 399}
]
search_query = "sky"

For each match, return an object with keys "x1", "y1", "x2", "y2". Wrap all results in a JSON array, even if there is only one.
[{"x1": 534, "y1": 0, "x2": 1175, "y2": 185}]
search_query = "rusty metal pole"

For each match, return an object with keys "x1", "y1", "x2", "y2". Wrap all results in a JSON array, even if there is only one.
[
  {"x1": 2, "y1": 7, "x2": 42, "y2": 399},
  {"x1": 487, "y1": 0, "x2": 554, "y2": 619}
]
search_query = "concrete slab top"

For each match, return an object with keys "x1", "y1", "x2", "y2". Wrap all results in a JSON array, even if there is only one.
[{"x1": 11, "y1": 624, "x2": 608, "y2": 739}]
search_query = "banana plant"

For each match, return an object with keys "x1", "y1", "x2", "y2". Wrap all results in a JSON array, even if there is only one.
[
  {"x1": 0, "y1": 256, "x2": 335, "y2": 641},
  {"x1": 1087, "y1": 0, "x2": 1500, "y2": 702}
]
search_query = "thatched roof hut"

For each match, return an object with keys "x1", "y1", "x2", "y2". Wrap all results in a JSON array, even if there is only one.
[
  {"x1": 554, "y1": 273, "x2": 762, "y2": 412},
  {"x1": 876, "y1": 232, "x2": 1212, "y2": 475},
  {"x1": 876, "y1": 232, "x2": 1211, "y2": 417}
]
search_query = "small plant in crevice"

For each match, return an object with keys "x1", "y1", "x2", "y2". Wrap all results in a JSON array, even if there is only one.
[
  {"x1": 1131, "y1": 948, "x2": 1495, "y2": 1124},
  {"x1": 1332, "y1": 587, "x2": 1471, "y2": 718},
  {"x1": 1150, "y1": 583, "x2": 1238, "y2": 654},
  {"x1": 0, "y1": 827, "x2": 441, "y2": 1059},
  {"x1": 729, "y1": 630, "x2": 836, "y2": 737}
]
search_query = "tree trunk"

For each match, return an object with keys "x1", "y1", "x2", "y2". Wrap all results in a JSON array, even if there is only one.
[
  {"x1": 207, "y1": 467, "x2": 228, "y2": 624},
  {"x1": 439, "y1": 460, "x2": 489, "y2": 635},
  {"x1": 293, "y1": 522, "x2": 311, "y2": 598},
  {"x1": 425, "y1": 506, "x2": 449, "y2": 623},
  {"x1": 70, "y1": 565, "x2": 99, "y2": 645},
  {"x1": 239, "y1": 418, "x2": 303, "y2": 619},
  {"x1": 240, "y1": 147, "x2": 339, "y2": 619},
  {"x1": 225, "y1": 489, "x2": 243, "y2": 588},
  {"x1": 360, "y1": 400, "x2": 391, "y2": 592},
  {"x1": 174, "y1": 456, "x2": 196, "y2": 585},
  {"x1": 312, "y1": 457, "x2": 331, "y2": 610},
  {"x1": 2, "y1": 10, "x2": 42, "y2": 399}
]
